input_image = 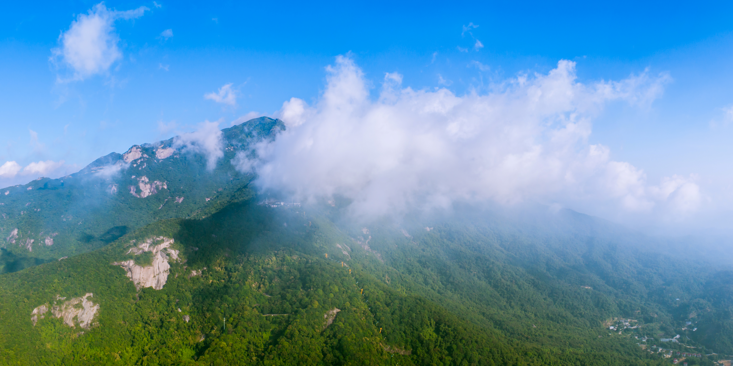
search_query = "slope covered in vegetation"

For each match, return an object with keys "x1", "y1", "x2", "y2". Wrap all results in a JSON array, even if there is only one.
[
  {"x1": 0, "y1": 185, "x2": 727, "y2": 365},
  {"x1": 0, "y1": 119, "x2": 730, "y2": 365}
]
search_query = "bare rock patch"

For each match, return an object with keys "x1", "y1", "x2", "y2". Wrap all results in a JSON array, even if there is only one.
[
  {"x1": 113, "y1": 237, "x2": 180, "y2": 290},
  {"x1": 123, "y1": 146, "x2": 143, "y2": 163},
  {"x1": 188, "y1": 269, "x2": 203, "y2": 278},
  {"x1": 323, "y1": 308, "x2": 341, "y2": 330},
  {"x1": 31, "y1": 293, "x2": 100, "y2": 329},
  {"x1": 6, "y1": 228, "x2": 17, "y2": 244},
  {"x1": 156, "y1": 146, "x2": 175, "y2": 160},
  {"x1": 22, "y1": 238, "x2": 34, "y2": 252},
  {"x1": 336, "y1": 244, "x2": 351, "y2": 259},
  {"x1": 129, "y1": 176, "x2": 167, "y2": 198},
  {"x1": 43, "y1": 233, "x2": 59, "y2": 247}
]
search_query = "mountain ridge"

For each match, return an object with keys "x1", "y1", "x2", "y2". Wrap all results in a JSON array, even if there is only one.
[{"x1": 0, "y1": 117, "x2": 283, "y2": 273}]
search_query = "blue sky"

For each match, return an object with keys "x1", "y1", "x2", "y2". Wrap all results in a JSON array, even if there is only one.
[{"x1": 2, "y1": 1, "x2": 733, "y2": 233}]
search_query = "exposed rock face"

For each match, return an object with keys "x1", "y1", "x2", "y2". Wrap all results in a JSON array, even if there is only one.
[
  {"x1": 156, "y1": 147, "x2": 175, "y2": 159},
  {"x1": 189, "y1": 269, "x2": 202, "y2": 278},
  {"x1": 356, "y1": 234, "x2": 383, "y2": 262},
  {"x1": 6, "y1": 228, "x2": 17, "y2": 244},
  {"x1": 22, "y1": 238, "x2": 34, "y2": 251},
  {"x1": 44, "y1": 236, "x2": 53, "y2": 246},
  {"x1": 123, "y1": 146, "x2": 143, "y2": 163},
  {"x1": 175, "y1": 196, "x2": 184, "y2": 203},
  {"x1": 108, "y1": 184, "x2": 118, "y2": 194},
  {"x1": 336, "y1": 244, "x2": 351, "y2": 259},
  {"x1": 183, "y1": 315, "x2": 190, "y2": 323},
  {"x1": 114, "y1": 237, "x2": 180, "y2": 290},
  {"x1": 323, "y1": 308, "x2": 341, "y2": 330},
  {"x1": 31, "y1": 293, "x2": 99, "y2": 329},
  {"x1": 30, "y1": 305, "x2": 48, "y2": 326},
  {"x1": 129, "y1": 176, "x2": 167, "y2": 198}
]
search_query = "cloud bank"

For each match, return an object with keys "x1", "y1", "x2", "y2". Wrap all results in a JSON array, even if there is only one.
[
  {"x1": 173, "y1": 121, "x2": 224, "y2": 170},
  {"x1": 236, "y1": 56, "x2": 696, "y2": 224},
  {"x1": 0, "y1": 160, "x2": 72, "y2": 188},
  {"x1": 93, "y1": 161, "x2": 129, "y2": 179},
  {"x1": 205, "y1": 83, "x2": 237, "y2": 106},
  {"x1": 51, "y1": 3, "x2": 148, "y2": 81},
  {"x1": 159, "y1": 29, "x2": 173, "y2": 40},
  {"x1": 22, "y1": 161, "x2": 67, "y2": 176}
]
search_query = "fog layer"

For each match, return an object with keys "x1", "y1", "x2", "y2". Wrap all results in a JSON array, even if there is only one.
[{"x1": 236, "y1": 56, "x2": 699, "y2": 227}]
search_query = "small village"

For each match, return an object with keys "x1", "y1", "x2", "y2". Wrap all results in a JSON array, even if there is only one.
[{"x1": 602, "y1": 317, "x2": 731, "y2": 365}]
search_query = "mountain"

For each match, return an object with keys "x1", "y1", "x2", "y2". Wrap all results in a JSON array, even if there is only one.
[
  {"x1": 0, "y1": 117, "x2": 283, "y2": 274},
  {"x1": 0, "y1": 118, "x2": 730, "y2": 365}
]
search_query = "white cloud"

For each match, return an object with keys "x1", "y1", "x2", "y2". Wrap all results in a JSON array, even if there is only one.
[
  {"x1": 725, "y1": 105, "x2": 733, "y2": 122},
  {"x1": 0, "y1": 160, "x2": 75, "y2": 189},
  {"x1": 469, "y1": 60, "x2": 490, "y2": 72},
  {"x1": 0, "y1": 162, "x2": 22, "y2": 178},
  {"x1": 474, "y1": 39, "x2": 484, "y2": 51},
  {"x1": 173, "y1": 120, "x2": 224, "y2": 170},
  {"x1": 153, "y1": 1, "x2": 162, "y2": 8},
  {"x1": 238, "y1": 56, "x2": 694, "y2": 224},
  {"x1": 22, "y1": 160, "x2": 66, "y2": 176},
  {"x1": 51, "y1": 3, "x2": 148, "y2": 81},
  {"x1": 462, "y1": 22, "x2": 478, "y2": 36},
  {"x1": 204, "y1": 83, "x2": 236, "y2": 106},
  {"x1": 29, "y1": 129, "x2": 45, "y2": 153},
  {"x1": 94, "y1": 161, "x2": 129, "y2": 179},
  {"x1": 275, "y1": 98, "x2": 311, "y2": 128},
  {"x1": 159, "y1": 29, "x2": 173, "y2": 40},
  {"x1": 384, "y1": 72, "x2": 403, "y2": 85},
  {"x1": 712, "y1": 105, "x2": 733, "y2": 129},
  {"x1": 232, "y1": 151, "x2": 257, "y2": 174},
  {"x1": 457, "y1": 46, "x2": 468, "y2": 53},
  {"x1": 593, "y1": 67, "x2": 672, "y2": 108},
  {"x1": 158, "y1": 63, "x2": 169, "y2": 71}
]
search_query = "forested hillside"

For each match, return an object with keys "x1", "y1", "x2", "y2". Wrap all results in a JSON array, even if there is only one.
[
  {"x1": 0, "y1": 119, "x2": 730, "y2": 365},
  {"x1": 0, "y1": 189, "x2": 726, "y2": 364}
]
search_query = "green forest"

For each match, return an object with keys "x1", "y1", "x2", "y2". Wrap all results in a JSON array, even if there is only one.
[{"x1": 0, "y1": 118, "x2": 731, "y2": 365}]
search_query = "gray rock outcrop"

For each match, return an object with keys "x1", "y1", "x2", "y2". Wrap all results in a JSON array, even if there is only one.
[
  {"x1": 6, "y1": 228, "x2": 17, "y2": 244},
  {"x1": 155, "y1": 146, "x2": 175, "y2": 159},
  {"x1": 323, "y1": 308, "x2": 341, "y2": 330},
  {"x1": 114, "y1": 237, "x2": 180, "y2": 290},
  {"x1": 31, "y1": 293, "x2": 99, "y2": 329}
]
